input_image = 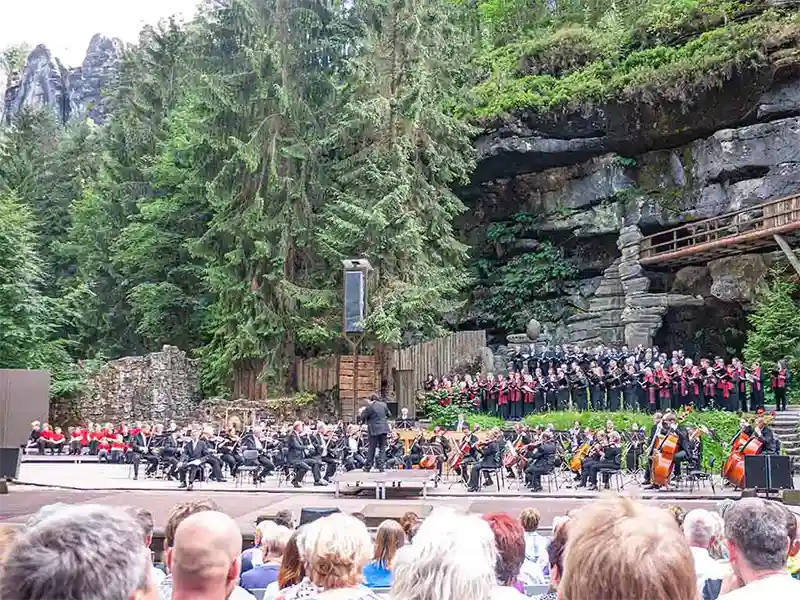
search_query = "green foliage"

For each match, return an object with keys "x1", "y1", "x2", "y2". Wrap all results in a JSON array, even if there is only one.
[
  {"x1": 472, "y1": 214, "x2": 578, "y2": 331},
  {"x1": 470, "y1": 3, "x2": 793, "y2": 118},
  {"x1": 2, "y1": 43, "x2": 32, "y2": 78},
  {"x1": 744, "y1": 267, "x2": 800, "y2": 381}
]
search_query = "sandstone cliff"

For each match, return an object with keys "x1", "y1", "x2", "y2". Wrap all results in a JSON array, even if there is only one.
[
  {"x1": 2, "y1": 34, "x2": 123, "y2": 125},
  {"x1": 463, "y1": 4, "x2": 800, "y2": 354}
]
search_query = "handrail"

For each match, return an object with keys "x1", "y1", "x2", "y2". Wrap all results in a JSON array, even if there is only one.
[{"x1": 640, "y1": 194, "x2": 800, "y2": 263}]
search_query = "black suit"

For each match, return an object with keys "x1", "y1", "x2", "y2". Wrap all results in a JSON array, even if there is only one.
[
  {"x1": 525, "y1": 442, "x2": 556, "y2": 490},
  {"x1": 178, "y1": 439, "x2": 222, "y2": 487},
  {"x1": 359, "y1": 401, "x2": 391, "y2": 470},
  {"x1": 130, "y1": 432, "x2": 159, "y2": 478},
  {"x1": 286, "y1": 432, "x2": 320, "y2": 485},
  {"x1": 468, "y1": 440, "x2": 499, "y2": 489},
  {"x1": 241, "y1": 433, "x2": 275, "y2": 480}
]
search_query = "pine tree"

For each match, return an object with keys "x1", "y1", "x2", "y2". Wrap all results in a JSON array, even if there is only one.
[
  {"x1": 744, "y1": 268, "x2": 800, "y2": 376},
  {"x1": 189, "y1": 0, "x2": 348, "y2": 392},
  {"x1": 318, "y1": 0, "x2": 477, "y2": 345}
]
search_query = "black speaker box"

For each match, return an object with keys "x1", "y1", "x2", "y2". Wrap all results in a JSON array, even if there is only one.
[
  {"x1": 0, "y1": 447, "x2": 22, "y2": 480},
  {"x1": 299, "y1": 507, "x2": 340, "y2": 526},
  {"x1": 744, "y1": 455, "x2": 791, "y2": 490}
]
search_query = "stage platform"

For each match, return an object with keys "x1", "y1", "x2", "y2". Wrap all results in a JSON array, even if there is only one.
[
  {"x1": 335, "y1": 470, "x2": 435, "y2": 499},
  {"x1": 13, "y1": 460, "x2": 789, "y2": 502}
]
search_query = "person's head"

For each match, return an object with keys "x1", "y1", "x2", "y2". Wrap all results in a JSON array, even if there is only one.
[
  {"x1": 164, "y1": 500, "x2": 221, "y2": 549},
  {"x1": 653, "y1": 411, "x2": 663, "y2": 424},
  {"x1": 190, "y1": 428, "x2": 200, "y2": 441},
  {"x1": 277, "y1": 530, "x2": 304, "y2": 589},
  {"x1": 399, "y1": 512, "x2": 419, "y2": 540},
  {"x1": 401, "y1": 407, "x2": 409, "y2": 418},
  {"x1": 391, "y1": 509, "x2": 497, "y2": 600},
  {"x1": 0, "y1": 504, "x2": 156, "y2": 600},
  {"x1": 725, "y1": 498, "x2": 791, "y2": 583},
  {"x1": 127, "y1": 508, "x2": 155, "y2": 548},
  {"x1": 261, "y1": 525, "x2": 292, "y2": 563},
  {"x1": 166, "y1": 511, "x2": 242, "y2": 600},
  {"x1": 667, "y1": 505, "x2": 685, "y2": 527},
  {"x1": 786, "y1": 508, "x2": 799, "y2": 559},
  {"x1": 519, "y1": 508, "x2": 541, "y2": 533},
  {"x1": 547, "y1": 519, "x2": 570, "y2": 587},
  {"x1": 0, "y1": 525, "x2": 20, "y2": 564},
  {"x1": 273, "y1": 509, "x2": 294, "y2": 530},
  {"x1": 482, "y1": 513, "x2": 525, "y2": 586},
  {"x1": 683, "y1": 509, "x2": 717, "y2": 550},
  {"x1": 303, "y1": 513, "x2": 372, "y2": 589},
  {"x1": 374, "y1": 520, "x2": 405, "y2": 568},
  {"x1": 560, "y1": 496, "x2": 695, "y2": 600},
  {"x1": 293, "y1": 420, "x2": 303, "y2": 433}
]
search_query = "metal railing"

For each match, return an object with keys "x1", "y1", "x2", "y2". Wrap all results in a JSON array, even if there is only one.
[{"x1": 640, "y1": 194, "x2": 800, "y2": 265}]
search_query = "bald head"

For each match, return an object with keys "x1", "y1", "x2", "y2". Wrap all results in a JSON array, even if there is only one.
[{"x1": 167, "y1": 511, "x2": 242, "y2": 598}]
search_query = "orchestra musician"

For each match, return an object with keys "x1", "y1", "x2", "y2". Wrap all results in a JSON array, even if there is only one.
[
  {"x1": 467, "y1": 428, "x2": 501, "y2": 492},
  {"x1": 524, "y1": 430, "x2": 556, "y2": 492},
  {"x1": 342, "y1": 426, "x2": 366, "y2": 471},
  {"x1": 644, "y1": 412, "x2": 690, "y2": 490},
  {"x1": 384, "y1": 432, "x2": 406, "y2": 470},
  {"x1": 578, "y1": 431, "x2": 607, "y2": 488},
  {"x1": 130, "y1": 424, "x2": 159, "y2": 480},
  {"x1": 313, "y1": 423, "x2": 339, "y2": 482},
  {"x1": 177, "y1": 428, "x2": 221, "y2": 491},
  {"x1": 403, "y1": 430, "x2": 424, "y2": 469},
  {"x1": 584, "y1": 431, "x2": 622, "y2": 491},
  {"x1": 395, "y1": 407, "x2": 414, "y2": 430},
  {"x1": 429, "y1": 426, "x2": 451, "y2": 478},
  {"x1": 286, "y1": 421, "x2": 321, "y2": 488},
  {"x1": 241, "y1": 426, "x2": 275, "y2": 483},
  {"x1": 743, "y1": 416, "x2": 778, "y2": 455},
  {"x1": 641, "y1": 411, "x2": 663, "y2": 487}
]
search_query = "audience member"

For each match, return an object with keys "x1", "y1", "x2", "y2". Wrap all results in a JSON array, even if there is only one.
[
  {"x1": 167, "y1": 511, "x2": 243, "y2": 600},
  {"x1": 561, "y1": 495, "x2": 696, "y2": 600},
  {"x1": 399, "y1": 512, "x2": 419, "y2": 542},
  {"x1": 538, "y1": 519, "x2": 570, "y2": 600},
  {"x1": 392, "y1": 509, "x2": 497, "y2": 600},
  {"x1": 240, "y1": 524, "x2": 292, "y2": 592},
  {"x1": 709, "y1": 511, "x2": 729, "y2": 561},
  {"x1": 127, "y1": 508, "x2": 166, "y2": 585},
  {"x1": 363, "y1": 519, "x2": 405, "y2": 588},
  {"x1": 302, "y1": 513, "x2": 378, "y2": 599},
  {"x1": 483, "y1": 513, "x2": 528, "y2": 599},
  {"x1": 684, "y1": 509, "x2": 728, "y2": 594},
  {"x1": 158, "y1": 500, "x2": 254, "y2": 600},
  {"x1": 519, "y1": 508, "x2": 549, "y2": 580},
  {"x1": 273, "y1": 509, "x2": 295, "y2": 530},
  {"x1": 275, "y1": 525, "x2": 320, "y2": 600},
  {"x1": 718, "y1": 498, "x2": 800, "y2": 599},
  {"x1": 0, "y1": 504, "x2": 157, "y2": 600},
  {"x1": 0, "y1": 525, "x2": 20, "y2": 565},
  {"x1": 786, "y1": 507, "x2": 799, "y2": 579},
  {"x1": 243, "y1": 520, "x2": 279, "y2": 573},
  {"x1": 668, "y1": 505, "x2": 686, "y2": 528},
  {"x1": 266, "y1": 529, "x2": 306, "y2": 600}
]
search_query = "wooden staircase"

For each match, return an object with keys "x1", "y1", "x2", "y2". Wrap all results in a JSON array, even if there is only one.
[{"x1": 768, "y1": 405, "x2": 800, "y2": 473}]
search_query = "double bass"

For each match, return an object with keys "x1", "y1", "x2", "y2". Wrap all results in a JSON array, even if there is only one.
[
  {"x1": 650, "y1": 428, "x2": 680, "y2": 487},
  {"x1": 449, "y1": 434, "x2": 471, "y2": 470}
]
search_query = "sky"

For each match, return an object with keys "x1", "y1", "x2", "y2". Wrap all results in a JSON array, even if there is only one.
[{"x1": 0, "y1": 0, "x2": 203, "y2": 67}]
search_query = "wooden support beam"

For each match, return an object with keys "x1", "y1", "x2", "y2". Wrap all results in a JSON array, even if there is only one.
[{"x1": 774, "y1": 234, "x2": 800, "y2": 276}]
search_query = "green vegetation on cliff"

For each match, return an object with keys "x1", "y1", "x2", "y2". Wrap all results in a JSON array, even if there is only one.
[{"x1": 470, "y1": 1, "x2": 799, "y2": 118}]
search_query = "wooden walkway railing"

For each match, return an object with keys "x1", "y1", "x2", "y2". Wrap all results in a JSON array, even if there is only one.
[{"x1": 640, "y1": 194, "x2": 800, "y2": 267}]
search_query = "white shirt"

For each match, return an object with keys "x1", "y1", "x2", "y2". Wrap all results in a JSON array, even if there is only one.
[
  {"x1": 524, "y1": 531, "x2": 550, "y2": 573},
  {"x1": 718, "y1": 573, "x2": 800, "y2": 600},
  {"x1": 151, "y1": 565, "x2": 165, "y2": 585},
  {"x1": 491, "y1": 585, "x2": 527, "y2": 600},
  {"x1": 690, "y1": 546, "x2": 728, "y2": 596}
]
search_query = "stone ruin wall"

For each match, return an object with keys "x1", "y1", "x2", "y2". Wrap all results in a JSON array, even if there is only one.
[{"x1": 74, "y1": 345, "x2": 201, "y2": 425}]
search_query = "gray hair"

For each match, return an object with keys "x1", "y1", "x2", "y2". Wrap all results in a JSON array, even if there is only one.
[
  {"x1": 24, "y1": 503, "x2": 70, "y2": 529},
  {"x1": 683, "y1": 509, "x2": 716, "y2": 547},
  {"x1": 391, "y1": 509, "x2": 497, "y2": 600},
  {"x1": 1, "y1": 504, "x2": 152, "y2": 600},
  {"x1": 724, "y1": 498, "x2": 790, "y2": 571}
]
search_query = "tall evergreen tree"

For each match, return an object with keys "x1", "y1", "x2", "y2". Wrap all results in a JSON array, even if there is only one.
[{"x1": 319, "y1": 0, "x2": 477, "y2": 344}]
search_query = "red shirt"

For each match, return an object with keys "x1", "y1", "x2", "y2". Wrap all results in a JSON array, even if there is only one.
[
  {"x1": 40, "y1": 430, "x2": 54, "y2": 441},
  {"x1": 70, "y1": 431, "x2": 83, "y2": 442},
  {"x1": 90, "y1": 431, "x2": 103, "y2": 442},
  {"x1": 50, "y1": 433, "x2": 65, "y2": 444},
  {"x1": 98, "y1": 438, "x2": 111, "y2": 450},
  {"x1": 110, "y1": 441, "x2": 126, "y2": 451}
]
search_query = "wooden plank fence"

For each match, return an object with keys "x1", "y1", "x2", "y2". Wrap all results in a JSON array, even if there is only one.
[
  {"x1": 391, "y1": 330, "x2": 487, "y2": 392},
  {"x1": 232, "y1": 359, "x2": 269, "y2": 402},
  {"x1": 294, "y1": 356, "x2": 340, "y2": 393}
]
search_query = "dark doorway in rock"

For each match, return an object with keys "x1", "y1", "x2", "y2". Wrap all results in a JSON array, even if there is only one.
[{"x1": 654, "y1": 298, "x2": 748, "y2": 360}]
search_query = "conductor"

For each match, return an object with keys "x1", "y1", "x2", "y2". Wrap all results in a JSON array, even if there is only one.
[{"x1": 358, "y1": 393, "x2": 391, "y2": 472}]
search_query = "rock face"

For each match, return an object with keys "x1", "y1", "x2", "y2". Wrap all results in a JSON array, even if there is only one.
[
  {"x1": 464, "y1": 70, "x2": 800, "y2": 352},
  {"x1": 3, "y1": 35, "x2": 122, "y2": 125},
  {"x1": 76, "y1": 345, "x2": 201, "y2": 424}
]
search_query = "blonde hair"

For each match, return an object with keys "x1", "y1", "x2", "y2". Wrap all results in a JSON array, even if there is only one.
[
  {"x1": 520, "y1": 508, "x2": 541, "y2": 532},
  {"x1": 373, "y1": 520, "x2": 405, "y2": 568},
  {"x1": 304, "y1": 513, "x2": 372, "y2": 589},
  {"x1": 561, "y1": 495, "x2": 696, "y2": 600}
]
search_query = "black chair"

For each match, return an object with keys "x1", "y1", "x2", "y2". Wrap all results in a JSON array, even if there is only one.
[
  {"x1": 687, "y1": 456, "x2": 716, "y2": 494},
  {"x1": 599, "y1": 466, "x2": 623, "y2": 491},
  {"x1": 235, "y1": 450, "x2": 261, "y2": 487}
]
